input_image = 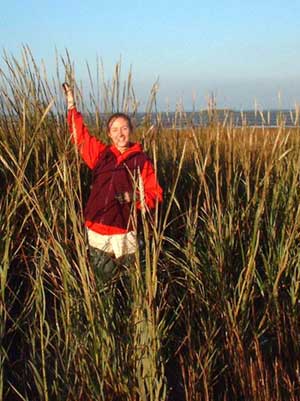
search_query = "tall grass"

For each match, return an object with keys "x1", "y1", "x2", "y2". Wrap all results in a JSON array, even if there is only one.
[{"x1": 1, "y1": 46, "x2": 300, "y2": 400}]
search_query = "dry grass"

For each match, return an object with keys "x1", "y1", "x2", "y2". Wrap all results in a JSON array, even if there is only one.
[{"x1": 1, "y1": 46, "x2": 300, "y2": 400}]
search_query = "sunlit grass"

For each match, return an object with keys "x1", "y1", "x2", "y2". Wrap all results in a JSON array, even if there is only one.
[{"x1": 1, "y1": 46, "x2": 300, "y2": 400}]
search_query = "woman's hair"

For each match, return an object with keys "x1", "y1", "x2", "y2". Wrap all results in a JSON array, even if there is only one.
[{"x1": 106, "y1": 113, "x2": 133, "y2": 133}]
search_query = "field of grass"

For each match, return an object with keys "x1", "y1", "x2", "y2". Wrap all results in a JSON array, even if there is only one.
[{"x1": 1, "y1": 47, "x2": 300, "y2": 401}]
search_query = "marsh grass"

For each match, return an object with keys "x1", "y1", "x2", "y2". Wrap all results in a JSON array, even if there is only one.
[{"x1": 1, "y1": 47, "x2": 300, "y2": 400}]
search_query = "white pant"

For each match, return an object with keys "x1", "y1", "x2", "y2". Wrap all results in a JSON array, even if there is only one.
[{"x1": 87, "y1": 228, "x2": 137, "y2": 258}]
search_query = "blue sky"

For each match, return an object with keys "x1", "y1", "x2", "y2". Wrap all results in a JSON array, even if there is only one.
[{"x1": 1, "y1": 0, "x2": 300, "y2": 110}]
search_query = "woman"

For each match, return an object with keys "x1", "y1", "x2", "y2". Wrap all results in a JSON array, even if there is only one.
[{"x1": 63, "y1": 83, "x2": 163, "y2": 282}]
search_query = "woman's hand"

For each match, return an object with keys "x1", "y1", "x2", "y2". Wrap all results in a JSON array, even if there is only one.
[
  {"x1": 123, "y1": 191, "x2": 132, "y2": 203},
  {"x1": 62, "y1": 82, "x2": 75, "y2": 110},
  {"x1": 115, "y1": 191, "x2": 132, "y2": 204}
]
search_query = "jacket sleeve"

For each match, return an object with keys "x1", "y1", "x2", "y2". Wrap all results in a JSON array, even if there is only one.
[
  {"x1": 138, "y1": 159, "x2": 163, "y2": 210},
  {"x1": 67, "y1": 108, "x2": 106, "y2": 169}
]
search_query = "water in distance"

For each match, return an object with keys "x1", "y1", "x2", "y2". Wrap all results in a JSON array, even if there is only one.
[{"x1": 134, "y1": 109, "x2": 300, "y2": 128}]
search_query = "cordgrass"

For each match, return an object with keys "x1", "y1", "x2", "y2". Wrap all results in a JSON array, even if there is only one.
[{"x1": 1, "y1": 46, "x2": 300, "y2": 400}]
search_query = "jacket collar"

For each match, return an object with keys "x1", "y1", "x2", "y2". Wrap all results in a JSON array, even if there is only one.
[{"x1": 110, "y1": 142, "x2": 143, "y2": 164}]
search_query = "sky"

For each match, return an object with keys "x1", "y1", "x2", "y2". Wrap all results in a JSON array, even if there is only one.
[{"x1": 1, "y1": 0, "x2": 300, "y2": 110}]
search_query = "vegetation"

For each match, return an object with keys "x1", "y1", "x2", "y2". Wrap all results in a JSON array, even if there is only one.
[{"x1": 1, "y1": 46, "x2": 300, "y2": 400}]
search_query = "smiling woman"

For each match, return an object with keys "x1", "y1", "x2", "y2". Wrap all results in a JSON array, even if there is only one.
[
  {"x1": 107, "y1": 113, "x2": 132, "y2": 153},
  {"x1": 63, "y1": 82, "x2": 163, "y2": 283}
]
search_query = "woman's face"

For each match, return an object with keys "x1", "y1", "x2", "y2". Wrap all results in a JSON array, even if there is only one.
[{"x1": 108, "y1": 117, "x2": 131, "y2": 153}]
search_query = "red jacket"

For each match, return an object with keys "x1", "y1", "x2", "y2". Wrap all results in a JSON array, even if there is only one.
[{"x1": 67, "y1": 108, "x2": 163, "y2": 235}]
